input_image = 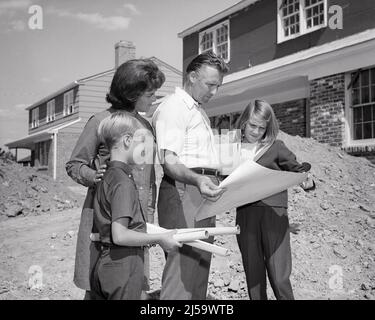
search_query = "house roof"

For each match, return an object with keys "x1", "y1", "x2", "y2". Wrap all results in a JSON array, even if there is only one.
[
  {"x1": 5, "y1": 118, "x2": 81, "y2": 149},
  {"x1": 178, "y1": 0, "x2": 261, "y2": 38},
  {"x1": 25, "y1": 69, "x2": 115, "y2": 111},
  {"x1": 25, "y1": 57, "x2": 181, "y2": 111}
]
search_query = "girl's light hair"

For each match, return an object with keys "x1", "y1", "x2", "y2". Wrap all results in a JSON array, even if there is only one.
[
  {"x1": 98, "y1": 111, "x2": 143, "y2": 150},
  {"x1": 235, "y1": 99, "x2": 279, "y2": 145}
]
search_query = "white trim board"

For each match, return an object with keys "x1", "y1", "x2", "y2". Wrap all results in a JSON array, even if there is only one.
[{"x1": 178, "y1": 0, "x2": 260, "y2": 38}]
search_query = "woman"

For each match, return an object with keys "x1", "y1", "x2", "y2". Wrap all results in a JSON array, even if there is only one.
[
  {"x1": 66, "y1": 59, "x2": 165, "y2": 299},
  {"x1": 235, "y1": 99, "x2": 314, "y2": 300}
]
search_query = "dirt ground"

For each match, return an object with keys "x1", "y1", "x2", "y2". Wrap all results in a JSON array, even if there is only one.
[{"x1": 0, "y1": 132, "x2": 374, "y2": 300}]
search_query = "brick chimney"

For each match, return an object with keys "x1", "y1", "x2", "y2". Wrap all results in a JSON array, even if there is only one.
[{"x1": 115, "y1": 40, "x2": 136, "y2": 69}]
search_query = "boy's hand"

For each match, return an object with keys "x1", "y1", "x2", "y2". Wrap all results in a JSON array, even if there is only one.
[
  {"x1": 158, "y1": 230, "x2": 182, "y2": 252},
  {"x1": 94, "y1": 164, "x2": 107, "y2": 184},
  {"x1": 197, "y1": 176, "x2": 225, "y2": 202}
]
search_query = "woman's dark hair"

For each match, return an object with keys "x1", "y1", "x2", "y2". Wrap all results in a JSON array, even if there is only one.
[{"x1": 106, "y1": 59, "x2": 165, "y2": 111}]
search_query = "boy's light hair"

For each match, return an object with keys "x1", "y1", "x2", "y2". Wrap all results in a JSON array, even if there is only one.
[
  {"x1": 98, "y1": 111, "x2": 143, "y2": 150},
  {"x1": 235, "y1": 99, "x2": 279, "y2": 146}
]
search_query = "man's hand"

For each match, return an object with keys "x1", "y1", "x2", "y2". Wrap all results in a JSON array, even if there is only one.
[
  {"x1": 94, "y1": 164, "x2": 107, "y2": 184},
  {"x1": 196, "y1": 175, "x2": 225, "y2": 202}
]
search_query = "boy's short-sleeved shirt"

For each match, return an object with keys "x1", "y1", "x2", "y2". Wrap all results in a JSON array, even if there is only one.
[{"x1": 93, "y1": 160, "x2": 146, "y2": 246}]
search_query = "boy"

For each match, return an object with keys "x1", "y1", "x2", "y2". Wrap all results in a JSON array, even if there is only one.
[{"x1": 90, "y1": 111, "x2": 181, "y2": 300}]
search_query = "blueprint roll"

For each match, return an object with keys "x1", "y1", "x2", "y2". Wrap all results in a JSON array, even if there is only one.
[
  {"x1": 177, "y1": 226, "x2": 240, "y2": 236},
  {"x1": 186, "y1": 240, "x2": 229, "y2": 256},
  {"x1": 173, "y1": 230, "x2": 209, "y2": 242}
]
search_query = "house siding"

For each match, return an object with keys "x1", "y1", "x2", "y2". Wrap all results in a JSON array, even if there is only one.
[{"x1": 182, "y1": 0, "x2": 375, "y2": 75}]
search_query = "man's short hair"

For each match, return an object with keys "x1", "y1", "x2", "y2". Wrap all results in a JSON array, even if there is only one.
[
  {"x1": 186, "y1": 51, "x2": 229, "y2": 75},
  {"x1": 98, "y1": 111, "x2": 143, "y2": 150}
]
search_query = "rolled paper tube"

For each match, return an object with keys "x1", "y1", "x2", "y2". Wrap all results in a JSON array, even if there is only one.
[
  {"x1": 146, "y1": 223, "x2": 229, "y2": 256},
  {"x1": 146, "y1": 223, "x2": 166, "y2": 234},
  {"x1": 173, "y1": 230, "x2": 209, "y2": 242},
  {"x1": 177, "y1": 225, "x2": 240, "y2": 236},
  {"x1": 186, "y1": 240, "x2": 229, "y2": 256}
]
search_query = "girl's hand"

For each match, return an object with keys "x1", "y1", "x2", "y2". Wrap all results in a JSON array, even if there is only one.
[
  {"x1": 94, "y1": 164, "x2": 107, "y2": 184},
  {"x1": 300, "y1": 173, "x2": 315, "y2": 191}
]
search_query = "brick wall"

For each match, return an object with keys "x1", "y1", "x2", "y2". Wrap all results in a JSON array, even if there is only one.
[
  {"x1": 271, "y1": 99, "x2": 306, "y2": 137},
  {"x1": 309, "y1": 74, "x2": 345, "y2": 146}
]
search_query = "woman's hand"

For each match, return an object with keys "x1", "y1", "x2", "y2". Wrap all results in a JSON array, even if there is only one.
[{"x1": 94, "y1": 164, "x2": 107, "y2": 184}]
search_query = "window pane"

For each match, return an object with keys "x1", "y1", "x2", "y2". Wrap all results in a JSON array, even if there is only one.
[
  {"x1": 361, "y1": 70, "x2": 370, "y2": 86},
  {"x1": 363, "y1": 105, "x2": 373, "y2": 121},
  {"x1": 371, "y1": 86, "x2": 375, "y2": 102},
  {"x1": 362, "y1": 87, "x2": 370, "y2": 104},
  {"x1": 371, "y1": 69, "x2": 375, "y2": 85},
  {"x1": 352, "y1": 88, "x2": 360, "y2": 105},
  {"x1": 354, "y1": 123, "x2": 362, "y2": 140},
  {"x1": 353, "y1": 107, "x2": 362, "y2": 123},
  {"x1": 363, "y1": 122, "x2": 373, "y2": 139}
]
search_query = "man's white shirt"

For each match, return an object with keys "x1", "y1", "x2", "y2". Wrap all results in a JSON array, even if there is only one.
[{"x1": 152, "y1": 87, "x2": 219, "y2": 169}]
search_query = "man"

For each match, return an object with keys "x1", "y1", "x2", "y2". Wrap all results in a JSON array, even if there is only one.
[{"x1": 152, "y1": 52, "x2": 229, "y2": 300}]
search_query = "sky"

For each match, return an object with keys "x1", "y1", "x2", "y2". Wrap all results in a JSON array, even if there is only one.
[{"x1": 0, "y1": 0, "x2": 240, "y2": 153}]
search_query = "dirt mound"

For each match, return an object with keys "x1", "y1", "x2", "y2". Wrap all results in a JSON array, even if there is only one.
[
  {"x1": 0, "y1": 131, "x2": 374, "y2": 300},
  {"x1": 0, "y1": 158, "x2": 81, "y2": 220},
  {"x1": 205, "y1": 131, "x2": 375, "y2": 300}
]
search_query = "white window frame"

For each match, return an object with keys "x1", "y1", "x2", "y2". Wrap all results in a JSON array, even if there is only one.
[
  {"x1": 31, "y1": 107, "x2": 39, "y2": 129},
  {"x1": 63, "y1": 90, "x2": 74, "y2": 116},
  {"x1": 46, "y1": 99, "x2": 55, "y2": 123},
  {"x1": 277, "y1": 0, "x2": 328, "y2": 44},
  {"x1": 198, "y1": 20, "x2": 230, "y2": 62},
  {"x1": 344, "y1": 67, "x2": 375, "y2": 147}
]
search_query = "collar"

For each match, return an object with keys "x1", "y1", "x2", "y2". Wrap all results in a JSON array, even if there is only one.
[
  {"x1": 108, "y1": 160, "x2": 133, "y2": 177},
  {"x1": 175, "y1": 87, "x2": 199, "y2": 110}
]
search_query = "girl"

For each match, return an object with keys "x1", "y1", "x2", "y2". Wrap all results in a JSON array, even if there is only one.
[{"x1": 235, "y1": 99, "x2": 314, "y2": 300}]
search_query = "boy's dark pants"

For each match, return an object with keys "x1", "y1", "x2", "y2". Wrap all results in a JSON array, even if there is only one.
[
  {"x1": 90, "y1": 245, "x2": 144, "y2": 300},
  {"x1": 236, "y1": 206, "x2": 294, "y2": 300}
]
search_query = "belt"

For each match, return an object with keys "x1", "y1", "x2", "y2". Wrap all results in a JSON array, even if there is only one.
[{"x1": 191, "y1": 167, "x2": 223, "y2": 178}]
